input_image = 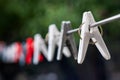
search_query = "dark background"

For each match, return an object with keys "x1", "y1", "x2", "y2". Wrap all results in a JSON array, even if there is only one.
[{"x1": 0, "y1": 0, "x2": 120, "y2": 80}]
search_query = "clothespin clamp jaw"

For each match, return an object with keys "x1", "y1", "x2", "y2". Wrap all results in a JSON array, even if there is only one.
[
  {"x1": 88, "y1": 11, "x2": 111, "y2": 60},
  {"x1": 57, "y1": 21, "x2": 78, "y2": 60},
  {"x1": 48, "y1": 24, "x2": 71, "y2": 62},
  {"x1": 77, "y1": 11, "x2": 111, "y2": 64}
]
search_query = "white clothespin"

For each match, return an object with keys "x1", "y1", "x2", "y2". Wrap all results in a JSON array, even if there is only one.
[
  {"x1": 2, "y1": 43, "x2": 16, "y2": 63},
  {"x1": 77, "y1": 11, "x2": 111, "y2": 64},
  {"x1": 48, "y1": 24, "x2": 71, "y2": 61},
  {"x1": 33, "y1": 34, "x2": 48, "y2": 65},
  {"x1": 57, "y1": 21, "x2": 78, "y2": 60}
]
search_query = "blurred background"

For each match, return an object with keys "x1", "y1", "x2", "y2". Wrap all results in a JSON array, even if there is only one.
[{"x1": 0, "y1": 0, "x2": 120, "y2": 80}]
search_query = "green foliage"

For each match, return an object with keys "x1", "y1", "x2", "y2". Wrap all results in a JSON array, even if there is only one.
[{"x1": 0, "y1": 0, "x2": 119, "y2": 43}]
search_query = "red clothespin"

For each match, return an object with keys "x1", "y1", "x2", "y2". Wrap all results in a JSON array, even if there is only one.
[
  {"x1": 14, "y1": 42, "x2": 22, "y2": 63},
  {"x1": 25, "y1": 37, "x2": 34, "y2": 65}
]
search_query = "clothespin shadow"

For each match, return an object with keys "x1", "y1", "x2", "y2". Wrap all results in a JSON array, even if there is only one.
[
  {"x1": 57, "y1": 21, "x2": 78, "y2": 60},
  {"x1": 48, "y1": 24, "x2": 71, "y2": 62},
  {"x1": 77, "y1": 11, "x2": 111, "y2": 64}
]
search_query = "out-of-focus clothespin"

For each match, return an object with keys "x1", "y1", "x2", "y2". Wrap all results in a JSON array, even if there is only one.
[
  {"x1": 77, "y1": 11, "x2": 111, "y2": 64},
  {"x1": 2, "y1": 43, "x2": 16, "y2": 63},
  {"x1": 47, "y1": 24, "x2": 71, "y2": 62},
  {"x1": 14, "y1": 42, "x2": 23, "y2": 63},
  {"x1": 33, "y1": 34, "x2": 47, "y2": 65},
  {"x1": 19, "y1": 42, "x2": 26, "y2": 66},
  {"x1": 57, "y1": 21, "x2": 78, "y2": 60},
  {"x1": 25, "y1": 37, "x2": 34, "y2": 65}
]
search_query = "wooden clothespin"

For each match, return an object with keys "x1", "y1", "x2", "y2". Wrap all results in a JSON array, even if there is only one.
[
  {"x1": 33, "y1": 34, "x2": 47, "y2": 65},
  {"x1": 77, "y1": 11, "x2": 111, "y2": 64},
  {"x1": 57, "y1": 21, "x2": 78, "y2": 60},
  {"x1": 48, "y1": 24, "x2": 71, "y2": 61}
]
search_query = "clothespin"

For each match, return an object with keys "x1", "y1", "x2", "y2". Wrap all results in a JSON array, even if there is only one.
[
  {"x1": 14, "y1": 42, "x2": 23, "y2": 63},
  {"x1": 77, "y1": 11, "x2": 111, "y2": 64},
  {"x1": 2, "y1": 43, "x2": 16, "y2": 63},
  {"x1": 33, "y1": 34, "x2": 47, "y2": 65},
  {"x1": 57, "y1": 21, "x2": 78, "y2": 60},
  {"x1": 25, "y1": 37, "x2": 34, "y2": 65},
  {"x1": 19, "y1": 42, "x2": 26, "y2": 66},
  {"x1": 2, "y1": 46, "x2": 9, "y2": 63},
  {"x1": 47, "y1": 24, "x2": 71, "y2": 61}
]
